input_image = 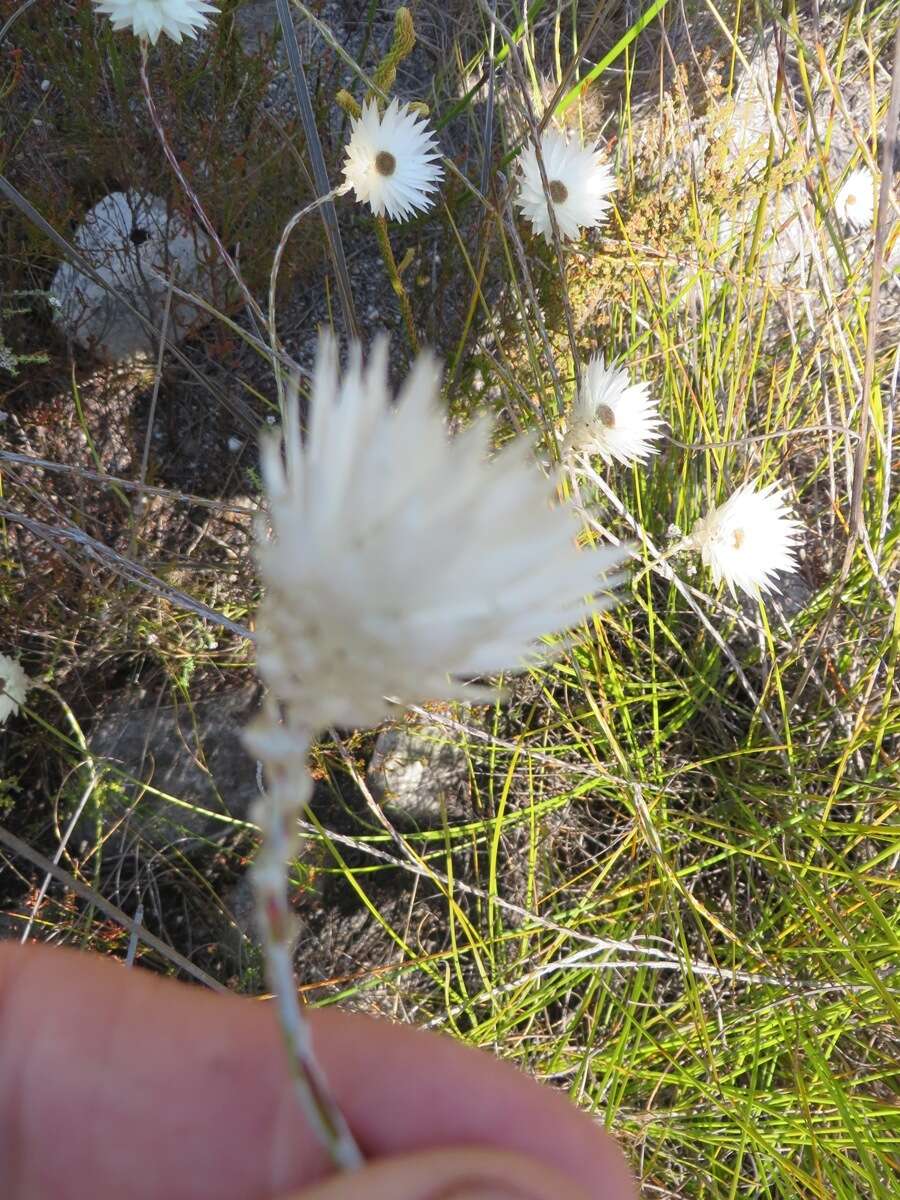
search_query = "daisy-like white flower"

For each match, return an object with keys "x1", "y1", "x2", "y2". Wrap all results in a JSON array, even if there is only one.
[
  {"x1": 565, "y1": 355, "x2": 663, "y2": 466},
  {"x1": 0, "y1": 653, "x2": 30, "y2": 726},
  {"x1": 251, "y1": 335, "x2": 627, "y2": 732},
  {"x1": 834, "y1": 167, "x2": 876, "y2": 230},
  {"x1": 515, "y1": 129, "x2": 615, "y2": 242},
  {"x1": 342, "y1": 99, "x2": 443, "y2": 221},
  {"x1": 92, "y1": 0, "x2": 217, "y2": 45},
  {"x1": 688, "y1": 481, "x2": 802, "y2": 598}
]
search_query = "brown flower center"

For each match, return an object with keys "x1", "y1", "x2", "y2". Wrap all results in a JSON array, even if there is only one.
[
  {"x1": 846, "y1": 193, "x2": 856, "y2": 206},
  {"x1": 732, "y1": 528, "x2": 745, "y2": 550},
  {"x1": 375, "y1": 150, "x2": 397, "y2": 177},
  {"x1": 596, "y1": 403, "x2": 616, "y2": 428},
  {"x1": 548, "y1": 179, "x2": 568, "y2": 204}
]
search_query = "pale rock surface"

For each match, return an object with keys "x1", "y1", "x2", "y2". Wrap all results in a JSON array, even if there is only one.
[
  {"x1": 86, "y1": 686, "x2": 259, "y2": 851},
  {"x1": 366, "y1": 722, "x2": 470, "y2": 827},
  {"x1": 50, "y1": 191, "x2": 218, "y2": 364}
]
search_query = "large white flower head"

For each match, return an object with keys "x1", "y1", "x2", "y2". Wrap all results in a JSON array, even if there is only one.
[
  {"x1": 93, "y1": 0, "x2": 217, "y2": 43},
  {"x1": 688, "y1": 481, "x2": 802, "y2": 598},
  {"x1": 342, "y1": 99, "x2": 443, "y2": 221},
  {"x1": 0, "y1": 654, "x2": 30, "y2": 726},
  {"x1": 834, "y1": 167, "x2": 875, "y2": 230},
  {"x1": 515, "y1": 129, "x2": 615, "y2": 242},
  {"x1": 565, "y1": 355, "x2": 663, "y2": 466},
  {"x1": 252, "y1": 335, "x2": 627, "y2": 731}
]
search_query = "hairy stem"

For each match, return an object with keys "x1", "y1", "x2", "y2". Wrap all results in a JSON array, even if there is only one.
[
  {"x1": 249, "y1": 719, "x2": 364, "y2": 1172},
  {"x1": 268, "y1": 187, "x2": 349, "y2": 414}
]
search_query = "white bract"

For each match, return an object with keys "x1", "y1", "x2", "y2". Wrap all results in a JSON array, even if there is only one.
[
  {"x1": 516, "y1": 129, "x2": 615, "y2": 242},
  {"x1": 342, "y1": 99, "x2": 443, "y2": 221},
  {"x1": 566, "y1": 355, "x2": 663, "y2": 466},
  {"x1": 93, "y1": 0, "x2": 216, "y2": 44},
  {"x1": 0, "y1": 654, "x2": 30, "y2": 726},
  {"x1": 835, "y1": 168, "x2": 875, "y2": 230},
  {"x1": 252, "y1": 335, "x2": 627, "y2": 731},
  {"x1": 688, "y1": 481, "x2": 802, "y2": 598}
]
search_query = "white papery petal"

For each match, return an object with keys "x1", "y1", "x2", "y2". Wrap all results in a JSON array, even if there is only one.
[
  {"x1": 567, "y1": 355, "x2": 663, "y2": 466},
  {"x1": 93, "y1": 0, "x2": 216, "y2": 43},
  {"x1": 689, "y1": 481, "x2": 802, "y2": 598},
  {"x1": 0, "y1": 654, "x2": 31, "y2": 726},
  {"x1": 835, "y1": 168, "x2": 875, "y2": 230},
  {"x1": 342, "y1": 99, "x2": 443, "y2": 221},
  {"x1": 254, "y1": 335, "x2": 628, "y2": 730},
  {"x1": 515, "y1": 129, "x2": 615, "y2": 243}
]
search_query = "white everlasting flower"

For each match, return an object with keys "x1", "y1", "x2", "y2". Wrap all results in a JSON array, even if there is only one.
[
  {"x1": 688, "y1": 481, "x2": 802, "y2": 598},
  {"x1": 92, "y1": 0, "x2": 217, "y2": 44},
  {"x1": 835, "y1": 168, "x2": 875, "y2": 230},
  {"x1": 252, "y1": 335, "x2": 627, "y2": 731},
  {"x1": 566, "y1": 355, "x2": 663, "y2": 466},
  {"x1": 342, "y1": 99, "x2": 443, "y2": 221},
  {"x1": 0, "y1": 654, "x2": 30, "y2": 726},
  {"x1": 515, "y1": 129, "x2": 615, "y2": 242}
]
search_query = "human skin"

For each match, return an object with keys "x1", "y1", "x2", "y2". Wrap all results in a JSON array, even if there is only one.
[{"x1": 0, "y1": 944, "x2": 636, "y2": 1200}]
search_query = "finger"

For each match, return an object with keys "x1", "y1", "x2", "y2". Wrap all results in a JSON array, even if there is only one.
[
  {"x1": 0, "y1": 944, "x2": 635, "y2": 1200},
  {"x1": 278, "y1": 1147, "x2": 594, "y2": 1200}
]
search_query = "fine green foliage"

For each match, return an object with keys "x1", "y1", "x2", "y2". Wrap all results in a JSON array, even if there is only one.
[{"x1": 2, "y1": 2, "x2": 898, "y2": 1198}]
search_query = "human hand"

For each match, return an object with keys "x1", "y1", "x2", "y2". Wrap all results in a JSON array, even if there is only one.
[{"x1": 0, "y1": 944, "x2": 636, "y2": 1200}]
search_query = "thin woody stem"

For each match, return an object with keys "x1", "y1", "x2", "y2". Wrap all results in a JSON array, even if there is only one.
[
  {"x1": 138, "y1": 40, "x2": 266, "y2": 334},
  {"x1": 250, "y1": 733, "x2": 364, "y2": 1172}
]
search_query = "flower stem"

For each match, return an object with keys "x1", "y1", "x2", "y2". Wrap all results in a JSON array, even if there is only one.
[
  {"x1": 268, "y1": 186, "x2": 350, "y2": 414},
  {"x1": 249, "y1": 723, "x2": 364, "y2": 1172},
  {"x1": 274, "y1": 0, "x2": 359, "y2": 340},
  {"x1": 374, "y1": 216, "x2": 419, "y2": 354},
  {"x1": 570, "y1": 457, "x2": 689, "y2": 586},
  {"x1": 628, "y1": 539, "x2": 690, "y2": 589}
]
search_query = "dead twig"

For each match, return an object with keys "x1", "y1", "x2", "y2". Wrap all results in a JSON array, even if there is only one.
[
  {"x1": 0, "y1": 506, "x2": 252, "y2": 641},
  {"x1": 0, "y1": 823, "x2": 228, "y2": 992}
]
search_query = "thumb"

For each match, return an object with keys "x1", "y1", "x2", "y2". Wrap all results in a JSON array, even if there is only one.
[{"x1": 280, "y1": 1146, "x2": 633, "y2": 1200}]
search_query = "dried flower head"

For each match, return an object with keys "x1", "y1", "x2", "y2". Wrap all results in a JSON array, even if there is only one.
[
  {"x1": 93, "y1": 0, "x2": 217, "y2": 43},
  {"x1": 835, "y1": 168, "x2": 875, "y2": 230},
  {"x1": 342, "y1": 99, "x2": 443, "y2": 221},
  {"x1": 688, "y1": 481, "x2": 802, "y2": 598},
  {"x1": 0, "y1": 654, "x2": 30, "y2": 726},
  {"x1": 515, "y1": 129, "x2": 615, "y2": 242},
  {"x1": 565, "y1": 355, "x2": 663, "y2": 466},
  {"x1": 252, "y1": 335, "x2": 627, "y2": 731}
]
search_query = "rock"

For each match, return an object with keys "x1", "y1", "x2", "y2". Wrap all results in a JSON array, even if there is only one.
[
  {"x1": 49, "y1": 191, "x2": 219, "y2": 364},
  {"x1": 87, "y1": 686, "x2": 260, "y2": 851},
  {"x1": 366, "y1": 721, "x2": 470, "y2": 827},
  {"x1": 232, "y1": 0, "x2": 279, "y2": 52}
]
